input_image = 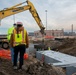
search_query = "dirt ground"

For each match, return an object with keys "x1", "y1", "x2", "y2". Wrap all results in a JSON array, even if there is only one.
[
  {"x1": 54, "y1": 38, "x2": 76, "y2": 56},
  {"x1": 43, "y1": 38, "x2": 76, "y2": 56},
  {"x1": 1, "y1": 38, "x2": 76, "y2": 75},
  {"x1": 0, "y1": 55, "x2": 65, "y2": 75}
]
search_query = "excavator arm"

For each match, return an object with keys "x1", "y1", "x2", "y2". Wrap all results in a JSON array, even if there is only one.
[{"x1": 0, "y1": 0, "x2": 45, "y2": 34}]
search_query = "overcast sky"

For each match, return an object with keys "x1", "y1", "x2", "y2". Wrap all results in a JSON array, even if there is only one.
[{"x1": 0, "y1": 0, "x2": 76, "y2": 34}]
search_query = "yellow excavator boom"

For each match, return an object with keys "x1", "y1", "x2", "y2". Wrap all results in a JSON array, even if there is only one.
[{"x1": 0, "y1": 0, "x2": 45, "y2": 34}]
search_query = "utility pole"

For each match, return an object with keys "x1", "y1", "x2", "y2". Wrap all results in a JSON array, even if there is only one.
[
  {"x1": 13, "y1": 15, "x2": 15, "y2": 23},
  {"x1": 45, "y1": 10, "x2": 47, "y2": 30},
  {"x1": 61, "y1": 28, "x2": 64, "y2": 38}
]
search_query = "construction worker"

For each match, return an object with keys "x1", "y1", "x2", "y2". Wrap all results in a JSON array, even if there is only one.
[
  {"x1": 48, "y1": 43, "x2": 51, "y2": 50},
  {"x1": 48, "y1": 47, "x2": 51, "y2": 50},
  {"x1": 7, "y1": 23, "x2": 16, "y2": 63},
  {"x1": 10, "y1": 22, "x2": 29, "y2": 70}
]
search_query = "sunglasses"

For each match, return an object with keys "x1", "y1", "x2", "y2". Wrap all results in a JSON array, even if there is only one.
[{"x1": 17, "y1": 24, "x2": 22, "y2": 27}]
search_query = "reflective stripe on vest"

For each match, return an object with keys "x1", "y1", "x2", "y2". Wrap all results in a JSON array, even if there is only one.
[{"x1": 13, "y1": 28, "x2": 27, "y2": 47}]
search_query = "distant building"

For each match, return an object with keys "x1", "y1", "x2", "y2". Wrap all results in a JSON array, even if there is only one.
[
  {"x1": 64, "y1": 32, "x2": 76, "y2": 36},
  {"x1": 28, "y1": 32, "x2": 34, "y2": 36},
  {"x1": 34, "y1": 29, "x2": 64, "y2": 38},
  {"x1": 28, "y1": 32, "x2": 34, "y2": 40},
  {"x1": 63, "y1": 32, "x2": 76, "y2": 38},
  {"x1": 64, "y1": 32, "x2": 69, "y2": 36}
]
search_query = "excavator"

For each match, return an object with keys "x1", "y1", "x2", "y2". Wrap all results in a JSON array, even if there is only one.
[
  {"x1": 0, "y1": 0, "x2": 45, "y2": 34},
  {"x1": 0, "y1": 0, "x2": 45, "y2": 49}
]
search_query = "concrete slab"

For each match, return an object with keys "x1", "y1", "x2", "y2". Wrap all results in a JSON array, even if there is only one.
[
  {"x1": 36, "y1": 50, "x2": 76, "y2": 75},
  {"x1": 36, "y1": 50, "x2": 76, "y2": 67}
]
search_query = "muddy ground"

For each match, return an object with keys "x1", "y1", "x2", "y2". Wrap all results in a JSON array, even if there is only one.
[
  {"x1": 1, "y1": 38, "x2": 76, "y2": 75},
  {"x1": 0, "y1": 55, "x2": 65, "y2": 75},
  {"x1": 44, "y1": 38, "x2": 76, "y2": 56},
  {"x1": 54, "y1": 38, "x2": 76, "y2": 56}
]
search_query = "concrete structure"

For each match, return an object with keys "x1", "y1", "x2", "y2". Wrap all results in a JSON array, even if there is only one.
[
  {"x1": 34, "y1": 29, "x2": 64, "y2": 38},
  {"x1": 28, "y1": 32, "x2": 35, "y2": 41},
  {"x1": 36, "y1": 50, "x2": 76, "y2": 75}
]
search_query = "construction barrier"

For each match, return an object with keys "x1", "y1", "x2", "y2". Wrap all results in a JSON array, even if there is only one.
[
  {"x1": 0, "y1": 50, "x2": 11, "y2": 60},
  {"x1": 0, "y1": 49, "x2": 28, "y2": 60}
]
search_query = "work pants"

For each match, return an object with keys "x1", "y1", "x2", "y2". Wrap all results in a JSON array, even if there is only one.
[
  {"x1": 10, "y1": 47, "x2": 19, "y2": 63},
  {"x1": 13, "y1": 44, "x2": 26, "y2": 69},
  {"x1": 10, "y1": 47, "x2": 14, "y2": 63}
]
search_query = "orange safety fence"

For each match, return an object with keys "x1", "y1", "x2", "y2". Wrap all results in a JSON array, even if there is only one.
[
  {"x1": 45, "y1": 35, "x2": 54, "y2": 39},
  {"x1": 0, "y1": 49, "x2": 28, "y2": 60}
]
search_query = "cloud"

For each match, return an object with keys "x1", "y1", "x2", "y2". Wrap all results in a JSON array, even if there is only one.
[{"x1": 0, "y1": 0, "x2": 76, "y2": 33}]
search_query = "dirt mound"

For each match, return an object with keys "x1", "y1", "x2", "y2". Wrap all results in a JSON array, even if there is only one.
[
  {"x1": 43, "y1": 38, "x2": 76, "y2": 56},
  {"x1": 0, "y1": 56, "x2": 65, "y2": 75},
  {"x1": 55, "y1": 38, "x2": 76, "y2": 56}
]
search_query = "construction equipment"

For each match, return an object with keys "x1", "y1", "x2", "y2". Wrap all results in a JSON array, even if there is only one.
[
  {"x1": 0, "y1": 34, "x2": 9, "y2": 49},
  {"x1": 0, "y1": 0, "x2": 45, "y2": 34},
  {"x1": 0, "y1": 0, "x2": 45, "y2": 49}
]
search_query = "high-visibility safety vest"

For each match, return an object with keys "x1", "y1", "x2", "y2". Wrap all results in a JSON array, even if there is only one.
[
  {"x1": 48, "y1": 47, "x2": 51, "y2": 50},
  {"x1": 13, "y1": 28, "x2": 27, "y2": 47},
  {"x1": 7, "y1": 26, "x2": 14, "y2": 41}
]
